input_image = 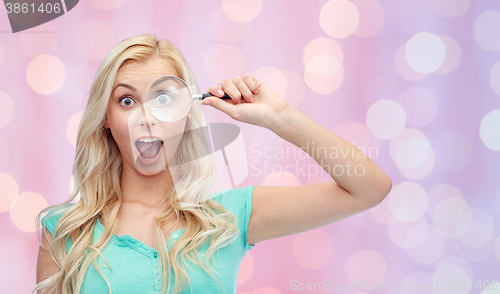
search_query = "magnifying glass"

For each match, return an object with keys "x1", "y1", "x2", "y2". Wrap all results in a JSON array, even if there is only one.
[{"x1": 145, "y1": 75, "x2": 238, "y2": 123}]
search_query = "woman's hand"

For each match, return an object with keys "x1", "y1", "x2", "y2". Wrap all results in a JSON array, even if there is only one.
[{"x1": 203, "y1": 74, "x2": 291, "y2": 130}]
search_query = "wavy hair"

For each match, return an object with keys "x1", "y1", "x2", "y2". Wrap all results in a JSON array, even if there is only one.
[{"x1": 34, "y1": 34, "x2": 239, "y2": 294}]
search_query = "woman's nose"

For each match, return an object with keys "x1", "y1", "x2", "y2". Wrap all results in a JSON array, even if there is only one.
[{"x1": 138, "y1": 104, "x2": 156, "y2": 128}]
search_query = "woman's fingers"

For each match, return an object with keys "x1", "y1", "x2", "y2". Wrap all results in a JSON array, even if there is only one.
[
  {"x1": 221, "y1": 79, "x2": 243, "y2": 104},
  {"x1": 207, "y1": 85, "x2": 225, "y2": 97},
  {"x1": 241, "y1": 74, "x2": 261, "y2": 94}
]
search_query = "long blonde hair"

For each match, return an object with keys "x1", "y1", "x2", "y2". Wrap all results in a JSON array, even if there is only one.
[{"x1": 35, "y1": 34, "x2": 239, "y2": 294}]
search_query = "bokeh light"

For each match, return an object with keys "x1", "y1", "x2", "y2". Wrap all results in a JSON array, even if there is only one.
[
  {"x1": 0, "y1": 91, "x2": 13, "y2": 129},
  {"x1": 433, "y1": 131, "x2": 472, "y2": 171},
  {"x1": 434, "y1": 35, "x2": 461, "y2": 75},
  {"x1": 303, "y1": 38, "x2": 344, "y2": 65},
  {"x1": 394, "y1": 43, "x2": 428, "y2": 81},
  {"x1": 205, "y1": 44, "x2": 244, "y2": 83},
  {"x1": 458, "y1": 208, "x2": 495, "y2": 248},
  {"x1": 237, "y1": 253, "x2": 254, "y2": 285},
  {"x1": 293, "y1": 229, "x2": 333, "y2": 269},
  {"x1": 489, "y1": 60, "x2": 500, "y2": 97},
  {"x1": 222, "y1": 0, "x2": 263, "y2": 22},
  {"x1": 399, "y1": 87, "x2": 438, "y2": 127},
  {"x1": 26, "y1": 54, "x2": 66, "y2": 95},
  {"x1": 76, "y1": 20, "x2": 116, "y2": 61},
  {"x1": 19, "y1": 22, "x2": 58, "y2": 57},
  {"x1": 388, "y1": 181, "x2": 428, "y2": 222},
  {"x1": 366, "y1": 99, "x2": 406, "y2": 140},
  {"x1": 480, "y1": 109, "x2": 500, "y2": 151},
  {"x1": 10, "y1": 192, "x2": 48, "y2": 232},
  {"x1": 211, "y1": 7, "x2": 251, "y2": 43},
  {"x1": 387, "y1": 215, "x2": 428, "y2": 248},
  {"x1": 430, "y1": 265, "x2": 470, "y2": 294},
  {"x1": 352, "y1": 0, "x2": 385, "y2": 38},
  {"x1": 406, "y1": 226, "x2": 445, "y2": 264},
  {"x1": 88, "y1": 0, "x2": 125, "y2": 9},
  {"x1": 320, "y1": 0, "x2": 359, "y2": 39},
  {"x1": 405, "y1": 32, "x2": 446, "y2": 74},
  {"x1": 430, "y1": 0, "x2": 470, "y2": 17},
  {"x1": 347, "y1": 249, "x2": 386, "y2": 284},
  {"x1": 473, "y1": 10, "x2": 500, "y2": 51}
]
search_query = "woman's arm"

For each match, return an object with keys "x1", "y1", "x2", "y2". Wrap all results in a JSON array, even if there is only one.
[
  {"x1": 36, "y1": 228, "x2": 61, "y2": 293},
  {"x1": 204, "y1": 74, "x2": 392, "y2": 245}
]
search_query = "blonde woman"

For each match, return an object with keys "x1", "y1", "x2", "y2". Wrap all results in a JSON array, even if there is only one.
[{"x1": 35, "y1": 34, "x2": 392, "y2": 294}]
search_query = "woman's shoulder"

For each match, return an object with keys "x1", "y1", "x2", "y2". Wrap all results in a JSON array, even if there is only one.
[{"x1": 41, "y1": 203, "x2": 76, "y2": 236}]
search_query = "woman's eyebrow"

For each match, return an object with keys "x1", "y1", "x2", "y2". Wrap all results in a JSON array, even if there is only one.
[{"x1": 113, "y1": 83, "x2": 137, "y2": 93}]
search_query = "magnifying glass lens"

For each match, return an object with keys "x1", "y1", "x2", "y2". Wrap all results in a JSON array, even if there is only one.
[{"x1": 146, "y1": 76, "x2": 192, "y2": 122}]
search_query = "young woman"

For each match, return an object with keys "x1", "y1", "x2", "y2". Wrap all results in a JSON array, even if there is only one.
[{"x1": 35, "y1": 34, "x2": 392, "y2": 294}]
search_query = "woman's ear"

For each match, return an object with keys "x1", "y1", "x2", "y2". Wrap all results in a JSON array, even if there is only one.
[{"x1": 104, "y1": 117, "x2": 109, "y2": 128}]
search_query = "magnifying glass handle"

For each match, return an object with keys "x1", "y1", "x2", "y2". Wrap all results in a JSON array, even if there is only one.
[{"x1": 200, "y1": 93, "x2": 233, "y2": 100}]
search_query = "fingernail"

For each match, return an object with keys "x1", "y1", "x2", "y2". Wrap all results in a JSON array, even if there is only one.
[
  {"x1": 254, "y1": 90, "x2": 259, "y2": 94},
  {"x1": 202, "y1": 99, "x2": 211, "y2": 106},
  {"x1": 217, "y1": 90, "x2": 224, "y2": 96}
]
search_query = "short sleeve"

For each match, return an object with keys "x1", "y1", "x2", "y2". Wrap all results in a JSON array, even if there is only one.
[{"x1": 217, "y1": 185, "x2": 256, "y2": 251}]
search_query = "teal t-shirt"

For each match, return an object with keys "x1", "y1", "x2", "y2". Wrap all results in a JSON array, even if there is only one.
[{"x1": 41, "y1": 186, "x2": 256, "y2": 294}]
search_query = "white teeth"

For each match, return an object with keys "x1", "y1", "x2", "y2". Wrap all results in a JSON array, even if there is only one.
[{"x1": 137, "y1": 138, "x2": 161, "y2": 143}]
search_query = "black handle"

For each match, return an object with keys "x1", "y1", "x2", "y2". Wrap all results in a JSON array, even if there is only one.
[{"x1": 201, "y1": 93, "x2": 233, "y2": 100}]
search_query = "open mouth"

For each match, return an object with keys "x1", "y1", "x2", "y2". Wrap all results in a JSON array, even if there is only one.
[{"x1": 135, "y1": 137, "x2": 163, "y2": 165}]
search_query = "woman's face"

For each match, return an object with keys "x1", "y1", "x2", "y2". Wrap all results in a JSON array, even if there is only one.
[{"x1": 105, "y1": 57, "x2": 188, "y2": 177}]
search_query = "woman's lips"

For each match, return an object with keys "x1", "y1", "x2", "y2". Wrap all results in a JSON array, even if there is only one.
[{"x1": 134, "y1": 137, "x2": 163, "y2": 166}]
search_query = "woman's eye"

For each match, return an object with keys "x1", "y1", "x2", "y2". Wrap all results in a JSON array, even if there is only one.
[
  {"x1": 154, "y1": 92, "x2": 173, "y2": 105},
  {"x1": 119, "y1": 96, "x2": 135, "y2": 106}
]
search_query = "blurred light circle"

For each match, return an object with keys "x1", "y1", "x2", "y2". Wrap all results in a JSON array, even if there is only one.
[
  {"x1": 388, "y1": 182, "x2": 428, "y2": 222},
  {"x1": 394, "y1": 43, "x2": 427, "y2": 81},
  {"x1": 431, "y1": 0, "x2": 469, "y2": 17},
  {"x1": 458, "y1": 208, "x2": 495, "y2": 248},
  {"x1": 387, "y1": 215, "x2": 428, "y2": 248},
  {"x1": 433, "y1": 198, "x2": 467, "y2": 225},
  {"x1": 252, "y1": 67, "x2": 287, "y2": 101},
  {"x1": 405, "y1": 32, "x2": 446, "y2": 73},
  {"x1": 455, "y1": 236, "x2": 495, "y2": 263},
  {"x1": 347, "y1": 249, "x2": 386, "y2": 284},
  {"x1": 306, "y1": 54, "x2": 342, "y2": 77},
  {"x1": 480, "y1": 109, "x2": 500, "y2": 151},
  {"x1": 281, "y1": 70, "x2": 305, "y2": 107},
  {"x1": 0, "y1": 135, "x2": 8, "y2": 169},
  {"x1": 10, "y1": 192, "x2": 48, "y2": 232},
  {"x1": 262, "y1": 170, "x2": 301, "y2": 187},
  {"x1": 481, "y1": 282, "x2": 500, "y2": 294},
  {"x1": 366, "y1": 99, "x2": 406, "y2": 140},
  {"x1": 396, "y1": 148, "x2": 435, "y2": 180},
  {"x1": 399, "y1": 87, "x2": 438, "y2": 127},
  {"x1": 434, "y1": 35, "x2": 461, "y2": 75},
  {"x1": 400, "y1": 271, "x2": 432, "y2": 294},
  {"x1": 352, "y1": 0, "x2": 385, "y2": 38},
  {"x1": 304, "y1": 64, "x2": 344, "y2": 94},
  {"x1": 0, "y1": 91, "x2": 13, "y2": 129},
  {"x1": 303, "y1": 38, "x2": 344, "y2": 65},
  {"x1": 431, "y1": 265, "x2": 470, "y2": 294},
  {"x1": 237, "y1": 253, "x2": 254, "y2": 285},
  {"x1": 88, "y1": 0, "x2": 125, "y2": 9},
  {"x1": 293, "y1": 229, "x2": 333, "y2": 269},
  {"x1": 495, "y1": 235, "x2": 500, "y2": 263},
  {"x1": 76, "y1": 20, "x2": 116, "y2": 61},
  {"x1": 406, "y1": 226, "x2": 445, "y2": 264},
  {"x1": 434, "y1": 131, "x2": 472, "y2": 171},
  {"x1": 211, "y1": 7, "x2": 251, "y2": 43},
  {"x1": 222, "y1": 0, "x2": 263, "y2": 22},
  {"x1": 395, "y1": 139, "x2": 430, "y2": 169},
  {"x1": 67, "y1": 111, "x2": 84, "y2": 147},
  {"x1": 489, "y1": 60, "x2": 500, "y2": 97},
  {"x1": 205, "y1": 44, "x2": 244, "y2": 83},
  {"x1": 473, "y1": 10, "x2": 500, "y2": 51},
  {"x1": 19, "y1": 22, "x2": 58, "y2": 57},
  {"x1": 0, "y1": 173, "x2": 18, "y2": 212},
  {"x1": 26, "y1": 54, "x2": 66, "y2": 95},
  {"x1": 320, "y1": 0, "x2": 360, "y2": 39}
]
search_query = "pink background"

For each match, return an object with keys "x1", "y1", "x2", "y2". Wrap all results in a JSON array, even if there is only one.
[{"x1": 1, "y1": 0, "x2": 500, "y2": 293}]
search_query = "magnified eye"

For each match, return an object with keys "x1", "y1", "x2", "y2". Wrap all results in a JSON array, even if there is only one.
[{"x1": 154, "y1": 91, "x2": 174, "y2": 106}]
